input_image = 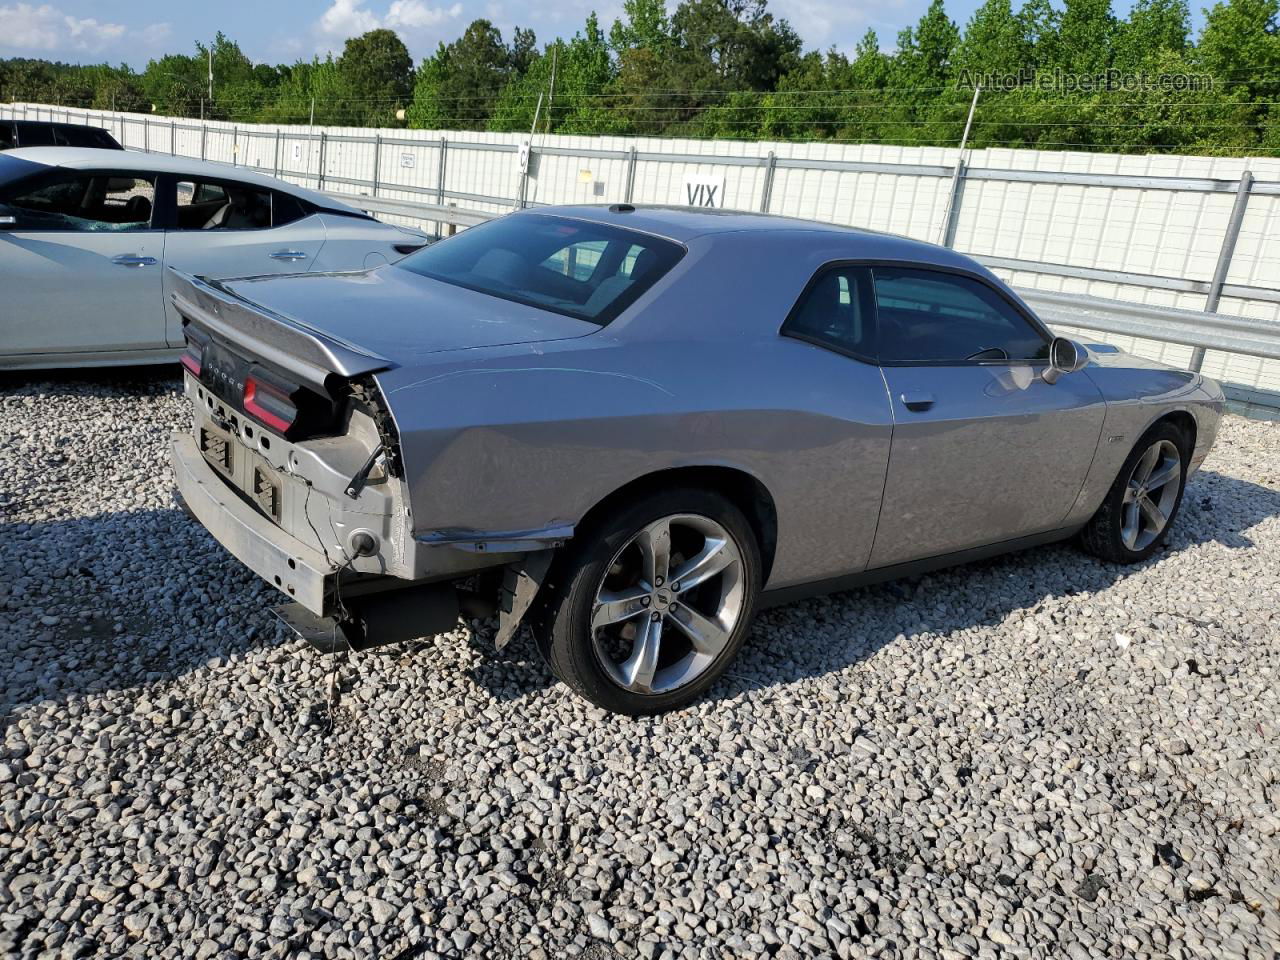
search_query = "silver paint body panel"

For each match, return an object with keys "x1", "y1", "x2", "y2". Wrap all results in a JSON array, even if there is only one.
[{"x1": 170, "y1": 205, "x2": 1225, "y2": 605}]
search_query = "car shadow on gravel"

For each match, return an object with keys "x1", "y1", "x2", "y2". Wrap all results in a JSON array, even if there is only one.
[{"x1": 2, "y1": 469, "x2": 1276, "y2": 720}]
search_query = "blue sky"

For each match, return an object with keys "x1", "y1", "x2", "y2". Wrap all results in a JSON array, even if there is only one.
[{"x1": 1, "y1": 0, "x2": 1183, "y2": 69}]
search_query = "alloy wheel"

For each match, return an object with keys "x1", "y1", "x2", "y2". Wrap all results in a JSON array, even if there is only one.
[
  {"x1": 1121, "y1": 438, "x2": 1182, "y2": 551},
  {"x1": 590, "y1": 513, "x2": 746, "y2": 695}
]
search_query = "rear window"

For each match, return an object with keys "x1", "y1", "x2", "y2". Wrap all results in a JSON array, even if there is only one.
[
  {"x1": 53, "y1": 125, "x2": 121, "y2": 149},
  {"x1": 395, "y1": 214, "x2": 684, "y2": 325}
]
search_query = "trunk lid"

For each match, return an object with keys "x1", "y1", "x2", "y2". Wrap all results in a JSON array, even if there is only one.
[{"x1": 218, "y1": 265, "x2": 599, "y2": 368}]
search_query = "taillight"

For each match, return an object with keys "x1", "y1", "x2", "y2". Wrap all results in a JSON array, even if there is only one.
[
  {"x1": 180, "y1": 326, "x2": 207, "y2": 377},
  {"x1": 179, "y1": 347, "x2": 201, "y2": 377},
  {"x1": 243, "y1": 375, "x2": 297, "y2": 434}
]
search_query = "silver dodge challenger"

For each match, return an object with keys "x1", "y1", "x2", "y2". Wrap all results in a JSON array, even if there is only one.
[{"x1": 169, "y1": 205, "x2": 1224, "y2": 714}]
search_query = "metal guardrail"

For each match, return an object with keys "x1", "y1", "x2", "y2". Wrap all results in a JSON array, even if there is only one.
[
  {"x1": 320, "y1": 188, "x2": 1280, "y2": 372},
  {"x1": 1019, "y1": 291, "x2": 1280, "y2": 362},
  {"x1": 321, "y1": 192, "x2": 492, "y2": 228}
]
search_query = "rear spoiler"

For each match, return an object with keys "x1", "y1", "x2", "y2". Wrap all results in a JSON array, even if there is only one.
[{"x1": 168, "y1": 268, "x2": 392, "y2": 392}]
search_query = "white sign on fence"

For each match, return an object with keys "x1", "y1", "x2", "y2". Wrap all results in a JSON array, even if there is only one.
[
  {"x1": 292, "y1": 143, "x2": 302, "y2": 162},
  {"x1": 517, "y1": 139, "x2": 531, "y2": 173},
  {"x1": 400, "y1": 153, "x2": 415, "y2": 169},
  {"x1": 681, "y1": 174, "x2": 724, "y2": 208}
]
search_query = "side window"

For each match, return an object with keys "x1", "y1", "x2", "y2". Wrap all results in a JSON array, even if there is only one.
[
  {"x1": 272, "y1": 191, "x2": 309, "y2": 227},
  {"x1": 873, "y1": 267, "x2": 1048, "y2": 363},
  {"x1": 540, "y1": 239, "x2": 608, "y2": 282},
  {"x1": 175, "y1": 179, "x2": 271, "y2": 230},
  {"x1": 0, "y1": 124, "x2": 15, "y2": 150},
  {"x1": 783, "y1": 265, "x2": 876, "y2": 360},
  {"x1": 4, "y1": 173, "x2": 154, "y2": 231}
]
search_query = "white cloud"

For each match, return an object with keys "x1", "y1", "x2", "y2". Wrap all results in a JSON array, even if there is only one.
[
  {"x1": 387, "y1": 0, "x2": 463, "y2": 29},
  {"x1": 0, "y1": 3, "x2": 134, "y2": 52},
  {"x1": 317, "y1": 0, "x2": 381, "y2": 38},
  {"x1": 314, "y1": 0, "x2": 465, "y2": 57}
]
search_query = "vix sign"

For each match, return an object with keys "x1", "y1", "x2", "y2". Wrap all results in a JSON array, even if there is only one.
[{"x1": 681, "y1": 174, "x2": 725, "y2": 208}]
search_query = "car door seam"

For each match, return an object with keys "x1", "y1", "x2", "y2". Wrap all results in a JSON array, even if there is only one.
[{"x1": 863, "y1": 364, "x2": 899, "y2": 574}]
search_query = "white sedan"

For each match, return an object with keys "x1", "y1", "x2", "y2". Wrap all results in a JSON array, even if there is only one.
[{"x1": 0, "y1": 147, "x2": 430, "y2": 369}]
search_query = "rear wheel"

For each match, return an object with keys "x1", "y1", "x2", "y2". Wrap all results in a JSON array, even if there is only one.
[
  {"x1": 539, "y1": 489, "x2": 761, "y2": 715},
  {"x1": 1081, "y1": 421, "x2": 1189, "y2": 563}
]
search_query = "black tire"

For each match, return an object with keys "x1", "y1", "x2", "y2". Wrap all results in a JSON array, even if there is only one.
[
  {"x1": 537, "y1": 487, "x2": 762, "y2": 715},
  {"x1": 1080, "y1": 420, "x2": 1190, "y2": 563}
]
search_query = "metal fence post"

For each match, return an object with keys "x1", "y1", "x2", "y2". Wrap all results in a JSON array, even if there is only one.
[
  {"x1": 760, "y1": 151, "x2": 777, "y2": 213},
  {"x1": 317, "y1": 131, "x2": 327, "y2": 189},
  {"x1": 1190, "y1": 170, "x2": 1254, "y2": 372},
  {"x1": 518, "y1": 146, "x2": 535, "y2": 209},
  {"x1": 372, "y1": 134, "x2": 382, "y2": 197},
  {"x1": 170, "y1": 119, "x2": 175, "y2": 156},
  {"x1": 273, "y1": 129, "x2": 281, "y2": 177},
  {"x1": 200, "y1": 122, "x2": 206, "y2": 161},
  {"x1": 624, "y1": 147, "x2": 638, "y2": 203},
  {"x1": 232, "y1": 126, "x2": 238, "y2": 167},
  {"x1": 437, "y1": 138, "x2": 447, "y2": 205},
  {"x1": 941, "y1": 159, "x2": 967, "y2": 248}
]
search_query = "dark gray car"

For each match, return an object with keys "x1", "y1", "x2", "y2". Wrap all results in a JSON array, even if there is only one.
[{"x1": 169, "y1": 205, "x2": 1224, "y2": 714}]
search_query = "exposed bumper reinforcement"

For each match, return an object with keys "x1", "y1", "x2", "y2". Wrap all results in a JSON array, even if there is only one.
[{"x1": 172, "y1": 431, "x2": 334, "y2": 615}]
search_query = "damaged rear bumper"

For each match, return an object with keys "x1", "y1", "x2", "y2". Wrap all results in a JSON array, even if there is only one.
[{"x1": 172, "y1": 431, "x2": 334, "y2": 614}]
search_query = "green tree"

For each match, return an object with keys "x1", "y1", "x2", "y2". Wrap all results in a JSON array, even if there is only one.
[
  {"x1": 1113, "y1": 0, "x2": 1189, "y2": 68},
  {"x1": 407, "y1": 20, "x2": 515, "y2": 129},
  {"x1": 142, "y1": 53, "x2": 205, "y2": 115},
  {"x1": 1053, "y1": 0, "x2": 1116, "y2": 74},
  {"x1": 491, "y1": 15, "x2": 617, "y2": 133},
  {"x1": 338, "y1": 28, "x2": 414, "y2": 125},
  {"x1": 955, "y1": 0, "x2": 1032, "y2": 81},
  {"x1": 610, "y1": 0, "x2": 673, "y2": 51}
]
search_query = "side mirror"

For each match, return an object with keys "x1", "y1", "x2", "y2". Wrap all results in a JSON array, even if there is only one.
[{"x1": 1042, "y1": 337, "x2": 1089, "y2": 384}]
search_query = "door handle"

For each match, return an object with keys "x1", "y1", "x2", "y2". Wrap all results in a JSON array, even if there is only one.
[
  {"x1": 900, "y1": 391, "x2": 936, "y2": 411},
  {"x1": 269, "y1": 250, "x2": 308, "y2": 261},
  {"x1": 111, "y1": 255, "x2": 157, "y2": 267}
]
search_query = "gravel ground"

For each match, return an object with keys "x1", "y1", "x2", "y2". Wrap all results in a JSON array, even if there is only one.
[{"x1": 1, "y1": 370, "x2": 1278, "y2": 960}]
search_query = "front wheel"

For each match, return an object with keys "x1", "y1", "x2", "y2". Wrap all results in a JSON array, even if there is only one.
[
  {"x1": 538, "y1": 489, "x2": 761, "y2": 715},
  {"x1": 1080, "y1": 421, "x2": 1189, "y2": 563}
]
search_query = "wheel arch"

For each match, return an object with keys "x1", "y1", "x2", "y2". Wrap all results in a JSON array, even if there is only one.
[
  {"x1": 1151, "y1": 409, "x2": 1197, "y2": 458},
  {"x1": 574, "y1": 465, "x2": 780, "y2": 585}
]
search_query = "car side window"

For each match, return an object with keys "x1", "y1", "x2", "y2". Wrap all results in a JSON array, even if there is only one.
[
  {"x1": 3, "y1": 172, "x2": 155, "y2": 231},
  {"x1": 272, "y1": 191, "x2": 309, "y2": 227},
  {"x1": 783, "y1": 265, "x2": 876, "y2": 360},
  {"x1": 175, "y1": 179, "x2": 272, "y2": 230},
  {"x1": 873, "y1": 267, "x2": 1048, "y2": 363}
]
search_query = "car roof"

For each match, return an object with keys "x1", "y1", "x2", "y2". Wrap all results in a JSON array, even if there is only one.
[
  {"x1": 3, "y1": 146, "x2": 360, "y2": 214},
  {"x1": 520, "y1": 203, "x2": 970, "y2": 267}
]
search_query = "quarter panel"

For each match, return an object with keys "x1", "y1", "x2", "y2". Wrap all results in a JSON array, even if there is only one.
[{"x1": 377, "y1": 336, "x2": 894, "y2": 589}]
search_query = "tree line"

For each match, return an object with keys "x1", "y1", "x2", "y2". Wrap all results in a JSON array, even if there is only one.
[{"x1": 2, "y1": 0, "x2": 1278, "y2": 155}]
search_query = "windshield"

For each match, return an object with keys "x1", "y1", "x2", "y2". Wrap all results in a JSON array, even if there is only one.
[{"x1": 395, "y1": 214, "x2": 684, "y2": 325}]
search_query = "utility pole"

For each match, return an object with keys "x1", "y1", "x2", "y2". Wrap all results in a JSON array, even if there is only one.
[
  {"x1": 938, "y1": 84, "x2": 981, "y2": 246},
  {"x1": 310, "y1": 97, "x2": 315, "y2": 125},
  {"x1": 546, "y1": 44, "x2": 558, "y2": 135},
  {"x1": 208, "y1": 44, "x2": 213, "y2": 103}
]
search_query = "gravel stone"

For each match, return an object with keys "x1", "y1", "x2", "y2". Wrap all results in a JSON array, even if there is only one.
[{"x1": 1, "y1": 374, "x2": 1277, "y2": 960}]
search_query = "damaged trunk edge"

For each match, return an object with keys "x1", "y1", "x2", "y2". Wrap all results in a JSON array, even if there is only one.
[{"x1": 169, "y1": 268, "x2": 567, "y2": 652}]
